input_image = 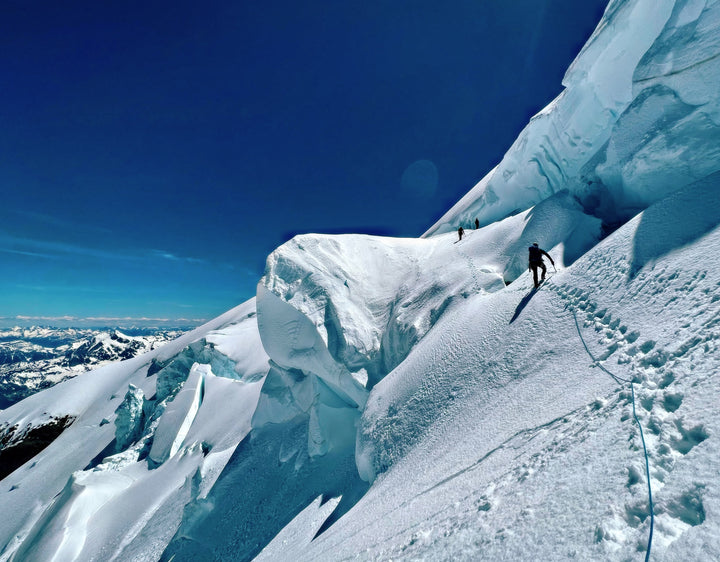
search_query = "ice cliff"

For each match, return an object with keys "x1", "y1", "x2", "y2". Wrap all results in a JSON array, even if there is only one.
[{"x1": 426, "y1": 0, "x2": 720, "y2": 234}]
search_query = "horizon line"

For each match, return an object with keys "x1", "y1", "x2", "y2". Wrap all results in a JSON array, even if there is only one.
[{"x1": 0, "y1": 315, "x2": 208, "y2": 327}]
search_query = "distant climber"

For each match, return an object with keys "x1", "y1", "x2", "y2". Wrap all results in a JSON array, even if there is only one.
[
  {"x1": 528, "y1": 242, "x2": 555, "y2": 288},
  {"x1": 458, "y1": 226, "x2": 464, "y2": 241},
  {"x1": 474, "y1": 218, "x2": 479, "y2": 229}
]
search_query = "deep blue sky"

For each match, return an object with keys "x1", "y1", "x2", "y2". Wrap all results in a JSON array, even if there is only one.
[{"x1": 0, "y1": 0, "x2": 608, "y2": 327}]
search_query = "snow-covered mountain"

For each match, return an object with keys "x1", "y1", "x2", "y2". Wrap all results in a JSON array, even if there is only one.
[
  {"x1": 0, "y1": 328, "x2": 185, "y2": 409},
  {"x1": 1, "y1": 0, "x2": 719, "y2": 560}
]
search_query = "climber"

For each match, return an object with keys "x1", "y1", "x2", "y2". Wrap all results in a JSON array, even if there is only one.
[
  {"x1": 475, "y1": 218, "x2": 479, "y2": 229},
  {"x1": 528, "y1": 242, "x2": 555, "y2": 288},
  {"x1": 458, "y1": 226, "x2": 464, "y2": 241}
]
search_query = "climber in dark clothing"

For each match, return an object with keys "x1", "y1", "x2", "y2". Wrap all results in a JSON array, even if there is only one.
[
  {"x1": 458, "y1": 226, "x2": 464, "y2": 241},
  {"x1": 528, "y1": 242, "x2": 555, "y2": 288}
]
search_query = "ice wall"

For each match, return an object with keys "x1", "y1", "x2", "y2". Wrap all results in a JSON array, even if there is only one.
[
  {"x1": 149, "y1": 363, "x2": 206, "y2": 465},
  {"x1": 255, "y1": 233, "x2": 482, "y2": 457},
  {"x1": 426, "y1": 0, "x2": 720, "y2": 235}
]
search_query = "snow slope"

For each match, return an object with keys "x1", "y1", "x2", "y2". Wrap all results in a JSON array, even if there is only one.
[
  {"x1": 0, "y1": 301, "x2": 268, "y2": 561},
  {"x1": 1, "y1": 0, "x2": 720, "y2": 560},
  {"x1": 322, "y1": 176, "x2": 720, "y2": 561}
]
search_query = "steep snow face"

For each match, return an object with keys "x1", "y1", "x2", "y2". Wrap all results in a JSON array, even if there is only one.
[{"x1": 426, "y1": 0, "x2": 720, "y2": 234}]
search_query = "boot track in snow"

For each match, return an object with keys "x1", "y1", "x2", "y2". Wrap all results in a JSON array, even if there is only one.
[{"x1": 547, "y1": 279, "x2": 655, "y2": 561}]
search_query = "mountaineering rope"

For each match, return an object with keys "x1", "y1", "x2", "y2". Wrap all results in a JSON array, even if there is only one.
[
  {"x1": 559, "y1": 287, "x2": 654, "y2": 560},
  {"x1": 630, "y1": 379, "x2": 655, "y2": 562},
  {"x1": 570, "y1": 309, "x2": 631, "y2": 385}
]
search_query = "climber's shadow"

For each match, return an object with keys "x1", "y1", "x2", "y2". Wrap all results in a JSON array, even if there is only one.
[{"x1": 509, "y1": 287, "x2": 539, "y2": 324}]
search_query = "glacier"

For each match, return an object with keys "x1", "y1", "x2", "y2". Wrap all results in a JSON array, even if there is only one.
[{"x1": 1, "y1": 0, "x2": 720, "y2": 560}]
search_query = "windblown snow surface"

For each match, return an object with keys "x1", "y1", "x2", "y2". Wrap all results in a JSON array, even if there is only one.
[{"x1": 2, "y1": 0, "x2": 720, "y2": 560}]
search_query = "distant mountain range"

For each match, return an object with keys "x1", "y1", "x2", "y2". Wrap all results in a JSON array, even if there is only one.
[{"x1": 0, "y1": 327, "x2": 186, "y2": 409}]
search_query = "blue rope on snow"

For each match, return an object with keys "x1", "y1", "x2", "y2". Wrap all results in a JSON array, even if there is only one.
[
  {"x1": 630, "y1": 381, "x2": 655, "y2": 562},
  {"x1": 568, "y1": 305, "x2": 655, "y2": 560}
]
